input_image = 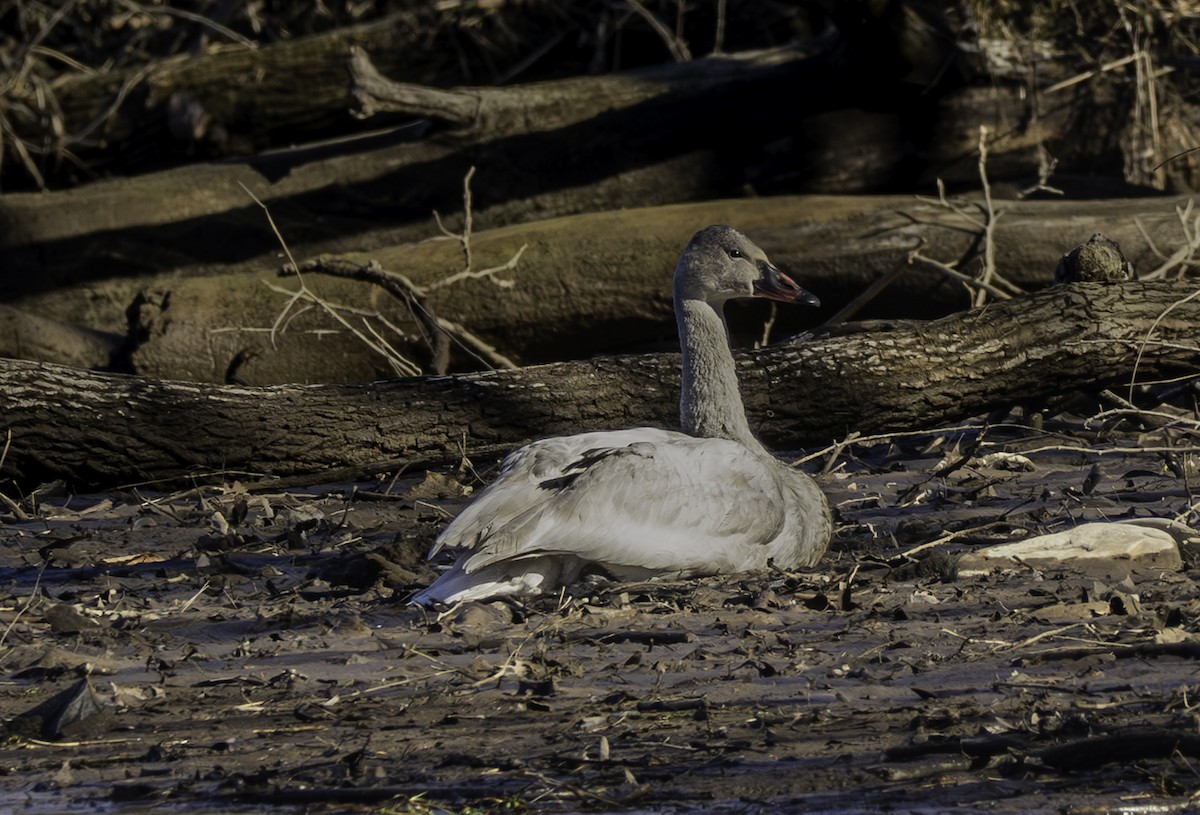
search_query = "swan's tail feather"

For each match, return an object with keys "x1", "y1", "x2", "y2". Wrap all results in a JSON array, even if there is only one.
[{"x1": 408, "y1": 556, "x2": 581, "y2": 606}]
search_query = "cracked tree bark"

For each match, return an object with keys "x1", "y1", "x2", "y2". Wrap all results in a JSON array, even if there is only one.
[{"x1": 1, "y1": 281, "x2": 1195, "y2": 489}]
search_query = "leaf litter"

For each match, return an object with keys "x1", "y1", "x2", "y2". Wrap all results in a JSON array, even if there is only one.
[{"x1": 2, "y1": 412, "x2": 1200, "y2": 813}]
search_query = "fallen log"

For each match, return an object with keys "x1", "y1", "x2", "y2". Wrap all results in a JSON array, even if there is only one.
[
  {"x1": 7, "y1": 9, "x2": 551, "y2": 183},
  {"x1": 0, "y1": 281, "x2": 1195, "y2": 490},
  {"x1": 1, "y1": 45, "x2": 1150, "y2": 302},
  {"x1": 6, "y1": 193, "x2": 1195, "y2": 384},
  {"x1": 0, "y1": 47, "x2": 816, "y2": 296},
  {"x1": 6, "y1": 2, "x2": 825, "y2": 187}
]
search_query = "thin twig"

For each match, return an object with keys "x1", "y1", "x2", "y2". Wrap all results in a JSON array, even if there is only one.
[
  {"x1": 0, "y1": 114, "x2": 45, "y2": 188},
  {"x1": 1176, "y1": 498, "x2": 1200, "y2": 526},
  {"x1": 0, "y1": 490, "x2": 29, "y2": 521},
  {"x1": 909, "y1": 251, "x2": 1011, "y2": 300},
  {"x1": 0, "y1": 427, "x2": 11, "y2": 475},
  {"x1": 177, "y1": 581, "x2": 212, "y2": 615},
  {"x1": 1140, "y1": 200, "x2": 1200, "y2": 280},
  {"x1": 625, "y1": 0, "x2": 691, "y2": 61},
  {"x1": 912, "y1": 161, "x2": 1018, "y2": 304},
  {"x1": 259, "y1": 166, "x2": 525, "y2": 375},
  {"x1": 1087, "y1": 405, "x2": 1200, "y2": 432},
  {"x1": 289, "y1": 258, "x2": 518, "y2": 370},
  {"x1": 992, "y1": 624, "x2": 1088, "y2": 654},
  {"x1": 820, "y1": 431, "x2": 860, "y2": 475},
  {"x1": 821, "y1": 259, "x2": 911, "y2": 329},
  {"x1": 66, "y1": 64, "x2": 154, "y2": 150},
  {"x1": 433, "y1": 166, "x2": 478, "y2": 274},
  {"x1": 427, "y1": 243, "x2": 527, "y2": 291},
  {"x1": 898, "y1": 521, "x2": 1022, "y2": 560},
  {"x1": 973, "y1": 125, "x2": 1000, "y2": 308},
  {"x1": 116, "y1": 0, "x2": 257, "y2": 48},
  {"x1": 1129, "y1": 284, "x2": 1200, "y2": 403},
  {"x1": 0, "y1": 429, "x2": 28, "y2": 521},
  {"x1": 1017, "y1": 442, "x2": 1200, "y2": 457},
  {"x1": 360, "y1": 316, "x2": 418, "y2": 369},
  {"x1": 1133, "y1": 215, "x2": 1166, "y2": 263},
  {"x1": 460, "y1": 165, "x2": 475, "y2": 273},
  {"x1": 262, "y1": 280, "x2": 423, "y2": 376},
  {"x1": 28, "y1": 44, "x2": 94, "y2": 75},
  {"x1": 1152, "y1": 146, "x2": 1200, "y2": 174},
  {"x1": 1017, "y1": 143, "x2": 1064, "y2": 199},
  {"x1": 521, "y1": 769, "x2": 625, "y2": 807},
  {"x1": 915, "y1": 178, "x2": 985, "y2": 230},
  {"x1": 429, "y1": 314, "x2": 519, "y2": 370},
  {"x1": 1, "y1": 0, "x2": 77, "y2": 95},
  {"x1": 239, "y1": 182, "x2": 299, "y2": 274},
  {"x1": 757, "y1": 303, "x2": 778, "y2": 348},
  {"x1": 1041, "y1": 53, "x2": 1139, "y2": 94},
  {"x1": 238, "y1": 182, "x2": 311, "y2": 353},
  {"x1": 796, "y1": 422, "x2": 989, "y2": 465},
  {"x1": 0, "y1": 560, "x2": 47, "y2": 649}
]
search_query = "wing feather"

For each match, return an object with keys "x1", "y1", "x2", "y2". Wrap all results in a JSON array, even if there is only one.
[
  {"x1": 460, "y1": 434, "x2": 787, "y2": 577},
  {"x1": 428, "y1": 427, "x2": 681, "y2": 558}
]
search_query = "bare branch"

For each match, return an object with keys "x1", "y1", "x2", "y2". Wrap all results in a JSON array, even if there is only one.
[
  {"x1": 625, "y1": 0, "x2": 692, "y2": 62},
  {"x1": 909, "y1": 252, "x2": 1011, "y2": 301},
  {"x1": 973, "y1": 125, "x2": 1001, "y2": 308}
]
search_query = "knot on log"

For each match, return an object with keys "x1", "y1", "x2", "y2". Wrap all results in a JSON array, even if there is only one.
[{"x1": 1055, "y1": 233, "x2": 1136, "y2": 284}]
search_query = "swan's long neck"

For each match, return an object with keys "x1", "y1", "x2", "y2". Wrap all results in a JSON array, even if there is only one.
[{"x1": 676, "y1": 296, "x2": 765, "y2": 452}]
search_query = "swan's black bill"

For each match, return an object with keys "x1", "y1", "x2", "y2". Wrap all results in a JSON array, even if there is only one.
[{"x1": 753, "y1": 261, "x2": 820, "y2": 307}]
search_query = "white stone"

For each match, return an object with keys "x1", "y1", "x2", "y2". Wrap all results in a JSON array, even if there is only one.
[{"x1": 956, "y1": 521, "x2": 1184, "y2": 580}]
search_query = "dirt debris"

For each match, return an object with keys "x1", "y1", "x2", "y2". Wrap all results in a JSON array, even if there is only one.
[{"x1": 2, "y1": 414, "x2": 1200, "y2": 813}]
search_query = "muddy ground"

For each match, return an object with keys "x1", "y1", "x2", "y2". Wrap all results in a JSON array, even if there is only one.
[{"x1": 3, "y1": 411, "x2": 1200, "y2": 814}]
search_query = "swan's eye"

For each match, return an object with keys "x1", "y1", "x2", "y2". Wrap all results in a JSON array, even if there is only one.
[{"x1": 728, "y1": 249, "x2": 744, "y2": 259}]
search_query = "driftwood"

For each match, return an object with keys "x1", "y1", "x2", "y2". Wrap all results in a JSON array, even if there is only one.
[
  {"x1": 1, "y1": 44, "x2": 1143, "y2": 304},
  {"x1": 1, "y1": 281, "x2": 1195, "y2": 490},
  {"x1": 11, "y1": 11, "x2": 545, "y2": 180},
  {"x1": 6, "y1": 193, "x2": 1199, "y2": 384},
  {"x1": 12, "y1": 2, "x2": 861, "y2": 188},
  {"x1": 17, "y1": 0, "x2": 1189, "y2": 198},
  {"x1": 0, "y1": 47, "x2": 815, "y2": 295}
]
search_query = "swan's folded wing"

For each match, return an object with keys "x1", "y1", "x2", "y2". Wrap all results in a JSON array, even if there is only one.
[
  {"x1": 428, "y1": 427, "x2": 681, "y2": 558},
  {"x1": 460, "y1": 436, "x2": 787, "y2": 576}
]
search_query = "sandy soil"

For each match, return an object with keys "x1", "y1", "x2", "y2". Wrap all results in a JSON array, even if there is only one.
[{"x1": 3, "y1": 414, "x2": 1200, "y2": 814}]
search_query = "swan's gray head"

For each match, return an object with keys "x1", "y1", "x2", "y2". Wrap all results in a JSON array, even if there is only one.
[{"x1": 674, "y1": 224, "x2": 820, "y2": 308}]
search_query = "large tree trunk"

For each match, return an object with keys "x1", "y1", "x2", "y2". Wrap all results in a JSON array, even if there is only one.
[
  {"x1": 1, "y1": 42, "x2": 1146, "y2": 304},
  {"x1": 1, "y1": 281, "x2": 1194, "y2": 490},
  {"x1": 4, "y1": 193, "x2": 1193, "y2": 383},
  {"x1": 0, "y1": 48, "x2": 816, "y2": 296}
]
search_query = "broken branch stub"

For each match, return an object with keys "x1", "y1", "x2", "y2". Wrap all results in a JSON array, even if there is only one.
[{"x1": 348, "y1": 46, "x2": 478, "y2": 126}]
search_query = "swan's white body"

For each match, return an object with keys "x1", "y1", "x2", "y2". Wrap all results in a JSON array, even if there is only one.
[{"x1": 411, "y1": 225, "x2": 831, "y2": 605}]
